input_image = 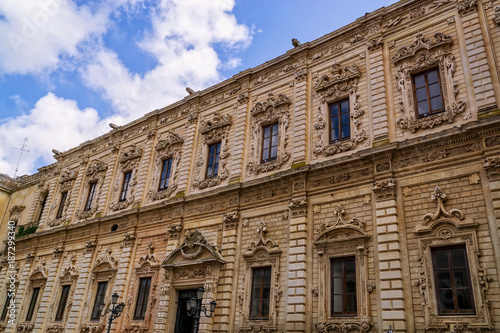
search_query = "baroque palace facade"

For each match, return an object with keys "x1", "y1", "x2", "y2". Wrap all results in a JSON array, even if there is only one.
[{"x1": 2, "y1": 0, "x2": 500, "y2": 332}]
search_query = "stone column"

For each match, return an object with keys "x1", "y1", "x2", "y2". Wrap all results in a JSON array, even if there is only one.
[
  {"x1": 373, "y1": 178, "x2": 406, "y2": 332},
  {"x1": 292, "y1": 69, "x2": 308, "y2": 168},
  {"x1": 154, "y1": 268, "x2": 173, "y2": 333},
  {"x1": 68, "y1": 241, "x2": 96, "y2": 330},
  {"x1": 482, "y1": 155, "x2": 500, "y2": 272},
  {"x1": 286, "y1": 191, "x2": 308, "y2": 333},
  {"x1": 215, "y1": 211, "x2": 239, "y2": 332}
]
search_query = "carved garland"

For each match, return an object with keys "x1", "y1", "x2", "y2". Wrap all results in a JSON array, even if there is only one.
[
  {"x1": 193, "y1": 111, "x2": 232, "y2": 189},
  {"x1": 247, "y1": 93, "x2": 291, "y2": 175},
  {"x1": 413, "y1": 187, "x2": 493, "y2": 331},
  {"x1": 76, "y1": 160, "x2": 108, "y2": 219},
  {"x1": 393, "y1": 32, "x2": 466, "y2": 133},
  {"x1": 146, "y1": 131, "x2": 183, "y2": 201},
  {"x1": 47, "y1": 168, "x2": 77, "y2": 227},
  {"x1": 312, "y1": 62, "x2": 367, "y2": 158},
  {"x1": 109, "y1": 145, "x2": 143, "y2": 211}
]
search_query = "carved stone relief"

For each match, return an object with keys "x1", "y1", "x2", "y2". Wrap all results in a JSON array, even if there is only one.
[
  {"x1": 193, "y1": 111, "x2": 232, "y2": 189},
  {"x1": 483, "y1": 156, "x2": 500, "y2": 179},
  {"x1": 247, "y1": 93, "x2": 291, "y2": 175},
  {"x1": 393, "y1": 33, "x2": 466, "y2": 134},
  {"x1": 312, "y1": 62, "x2": 367, "y2": 158},
  {"x1": 147, "y1": 131, "x2": 183, "y2": 201},
  {"x1": 76, "y1": 160, "x2": 108, "y2": 220},
  {"x1": 223, "y1": 211, "x2": 239, "y2": 229},
  {"x1": 372, "y1": 178, "x2": 396, "y2": 201},
  {"x1": 457, "y1": 0, "x2": 478, "y2": 16},
  {"x1": 47, "y1": 168, "x2": 77, "y2": 227},
  {"x1": 110, "y1": 145, "x2": 143, "y2": 211},
  {"x1": 288, "y1": 196, "x2": 307, "y2": 217}
]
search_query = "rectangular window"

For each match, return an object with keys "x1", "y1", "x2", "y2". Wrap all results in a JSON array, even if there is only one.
[
  {"x1": 249, "y1": 266, "x2": 271, "y2": 320},
  {"x1": 90, "y1": 282, "x2": 107, "y2": 321},
  {"x1": 206, "y1": 142, "x2": 221, "y2": 178},
  {"x1": 158, "y1": 158, "x2": 173, "y2": 191},
  {"x1": 329, "y1": 99, "x2": 350, "y2": 143},
  {"x1": 84, "y1": 182, "x2": 97, "y2": 211},
  {"x1": 133, "y1": 277, "x2": 152, "y2": 320},
  {"x1": 119, "y1": 171, "x2": 132, "y2": 202},
  {"x1": 432, "y1": 245, "x2": 474, "y2": 315},
  {"x1": 54, "y1": 285, "x2": 71, "y2": 321},
  {"x1": 56, "y1": 192, "x2": 68, "y2": 219},
  {"x1": 412, "y1": 68, "x2": 444, "y2": 118},
  {"x1": 330, "y1": 257, "x2": 356, "y2": 316},
  {"x1": 261, "y1": 122, "x2": 279, "y2": 163},
  {"x1": 0, "y1": 294, "x2": 11, "y2": 321},
  {"x1": 36, "y1": 194, "x2": 48, "y2": 221},
  {"x1": 25, "y1": 287, "x2": 40, "y2": 321}
]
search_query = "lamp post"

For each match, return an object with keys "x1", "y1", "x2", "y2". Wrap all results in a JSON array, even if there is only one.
[
  {"x1": 99, "y1": 292, "x2": 125, "y2": 333},
  {"x1": 186, "y1": 287, "x2": 216, "y2": 333}
]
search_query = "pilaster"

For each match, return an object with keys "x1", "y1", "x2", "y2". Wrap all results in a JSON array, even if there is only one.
[{"x1": 292, "y1": 69, "x2": 308, "y2": 165}]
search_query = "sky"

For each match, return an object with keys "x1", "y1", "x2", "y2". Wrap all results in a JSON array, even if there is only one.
[{"x1": 0, "y1": 0, "x2": 399, "y2": 178}]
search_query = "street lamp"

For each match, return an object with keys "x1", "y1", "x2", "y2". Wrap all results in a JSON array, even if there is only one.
[
  {"x1": 186, "y1": 287, "x2": 216, "y2": 333},
  {"x1": 99, "y1": 292, "x2": 125, "y2": 333}
]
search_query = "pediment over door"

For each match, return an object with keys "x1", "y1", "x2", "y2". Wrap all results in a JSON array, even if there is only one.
[{"x1": 162, "y1": 229, "x2": 225, "y2": 269}]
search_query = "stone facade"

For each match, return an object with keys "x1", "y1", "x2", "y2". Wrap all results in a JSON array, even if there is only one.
[{"x1": 1, "y1": 0, "x2": 500, "y2": 332}]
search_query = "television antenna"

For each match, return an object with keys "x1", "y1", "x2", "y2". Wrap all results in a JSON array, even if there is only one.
[{"x1": 12, "y1": 137, "x2": 30, "y2": 179}]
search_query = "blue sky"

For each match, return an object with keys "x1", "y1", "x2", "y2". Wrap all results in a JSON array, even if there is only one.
[{"x1": 0, "y1": 0, "x2": 397, "y2": 177}]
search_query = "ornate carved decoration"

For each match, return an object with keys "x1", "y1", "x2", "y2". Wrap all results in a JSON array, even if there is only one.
[
  {"x1": 295, "y1": 69, "x2": 307, "y2": 81},
  {"x1": 16, "y1": 325, "x2": 34, "y2": 332},
  {"x1": 422, "y1": 187, "x2": 465, "y2": 226},
  {"x1": 9, "y1": 205, "x2": 25, "y2": 223},
  {"x1": 238, "y1": 326, "x2": 278, "y2": 333},
  {"x1": 247, "y1": 220, "x2": 278, "y2": 252},
  {"x1": 46, "y1": 325, "x2": 64, "y2": 333},
  {"x1": 193, "y1": 111, "x2": 232, "y2": 189},
  {"x1": 469, "y1": 173, "x2": 480, "y2": 184},
  {"x1": 393, "y1": 33, "x2": 466, "y2": 133},
  {"x1": 92, "y1": 247, "x2": 117, "y2": 273},
  {"x1": 162, "y1": 229, "x2": 224, "y2": 267},
  {"x1": 483, "y1": 156, "x2": 500, "y2": 179},
  {"x1": 147, "y1": 131, "x2": 184, "y2": 201},
  {"x1": 288, "y1": 197, "x2": 307, "y2": 217},
  {"x1": 247, "y1": 93, "x2": 291, "y2": 175},
  {"x1": 109, "y1": 145, "x2": 143, "y2": 211},
  {"x1": 313, "y1": 63, "x2": 366, "y2": 158},
  {"x1": 52, "y1": 245, "x2": 63, "y2": 259},
  {"x1": 47, "y1": 168, "x2": 78, "y2": 226},
  {"x1": 167, "y1": 222, "x2": 183, "y2": 240},
  {"x1": 422, "y1": 149, "x2": 448, "y2": 163},
  {"x1": 79, "y1": 324, "x2": 104, "y2": 333},
  {"x1": 85, "y1": 240, "x2": 96, "y2": 253},
  {"x1": 138, "y1": 241, "x2": 159, "y2": 266},
  {"x1": 316, "y1": 204, "x2": 366, "y2": 236},
  {"x1": 457, "y1": 0, "x2": 478, "y2": 16},
  {"x1": 366, "y1": 36, "x2": 383, "y2": 52},
  {"x1": 121, "y1": 232, "x2": 136, "y2": 248},
  {"x1": 223, "y1": 211, "x2": 239, "y2": 229},
  {"x1": 372, "y1": 178, "x2": 396, "y2": 200},
  {"x1": 76, "y1": 160, "x2": 108, "y2": 219},
  {"x1": 314, "y1": 322, "x2": 371, "y2": 333},
  {"x1": 238, "y1": 93, "x2": 249, "y2": 104},
  {"x1": 60, "y1": 254, "x2": 78, "y2": 281},
  {"x1": 494, "y1": 6, "x2": 500, "y2": 26}
]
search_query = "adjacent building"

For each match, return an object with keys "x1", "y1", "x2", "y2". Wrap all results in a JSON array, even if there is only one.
[{"x1": 2, "y1": 0, "x2": 500, "y2": 332}]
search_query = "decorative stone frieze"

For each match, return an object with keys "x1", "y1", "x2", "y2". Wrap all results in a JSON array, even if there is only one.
[
  {"x1": 167, "y1": 221, "x2": 182, "y2": 240},
  {"x1": 247, "y1": 93, "x2": 291, "y2": 175},
  {"x1": 147, "y1": 131, "x2": 183, "y2": 202},
  {"x1": 314, "y1": 322, "x2": 371, "y2": 333},
  {"x1": 79, "y1": 324, "x2": 104, "y2": 333},
  {"x1": 372, "y1": 178, "x2": 396, "y2": 200},
  {"x1": 313, "y1": 62, "x2": 367, "y2": 158},
  {"x1": 483, "y1": 156, "x2": 500, "y2": 179},
  {"x1": 494, "y1": 6, "x2": 500, "y2": 26},
  {"x1": 121, "y1": 232, "x2": 136, "y2": 248},
  {"x1": 393, "y1": 33, "x2": 466, "y2": 133},
  {"x1": 193, "y1": 111, "x2": 232, "y2": 189},
  {"x1": 222, "y1": 211, "x2": 239, "y2": 229}
]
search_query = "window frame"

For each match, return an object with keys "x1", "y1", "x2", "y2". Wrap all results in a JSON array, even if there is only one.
[
  {"x1": 90, "y1": 281, "x2": 108, "y2": 321},
  {"x1": 55, "y1": 191, "x2": 68, "y2": 219},
  {"x1": 35, "y1": 191, "x2": 48, "y2": 222},
  {"x1": 158, "y1": 158, "x2": 173, "y2": 191},
  {"x1": 431, "y1": 245, "x2": 475, "y2": 315},
  {"x1": 25, "y1": 287, "x2": 40, "y2": 322},
  {"x1": 330, "y1": 256, "x2": 357, "y2": 317},
  {"x1": 249, "y1": 266, "x2": 272, "y2": 320},
  {"x1": 261, "y1": 122, "x2": 279, "y2": 163},
  {"x1": 133, "y1": 277, "x2": 152, "y2": 320},
  {"x1": 206, "y1": 142, "x2": 221, "y2": 179},
  {"x1": 119, "y1": 171, "x2": 133, "y2": 202},
  {"x1": 328, "y1": 98, "x2": 351, "y2": 143},
  {"x1": 54, "y1": 285, "x2": 71, "y2": 321},
  {"x1": 411, "y1": 67, "x2": 445, "y2": 118},
  {"x1": 0, "y1": 293, "x2": 12, "y2": 321},
  {"x1": 84, "y1": 182, "x2": 98, "y2": 212}
]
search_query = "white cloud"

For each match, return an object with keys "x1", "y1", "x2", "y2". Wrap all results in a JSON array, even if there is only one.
[
  {"x1": 0, "y1": 93, "x2": 115, "y2": 176},
  {"x1": 81, "y1": 0, "x2": 252, "y2": 119},
  {"x1": 0, "y1": 0, "x2": 109, "y2": 74}
]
